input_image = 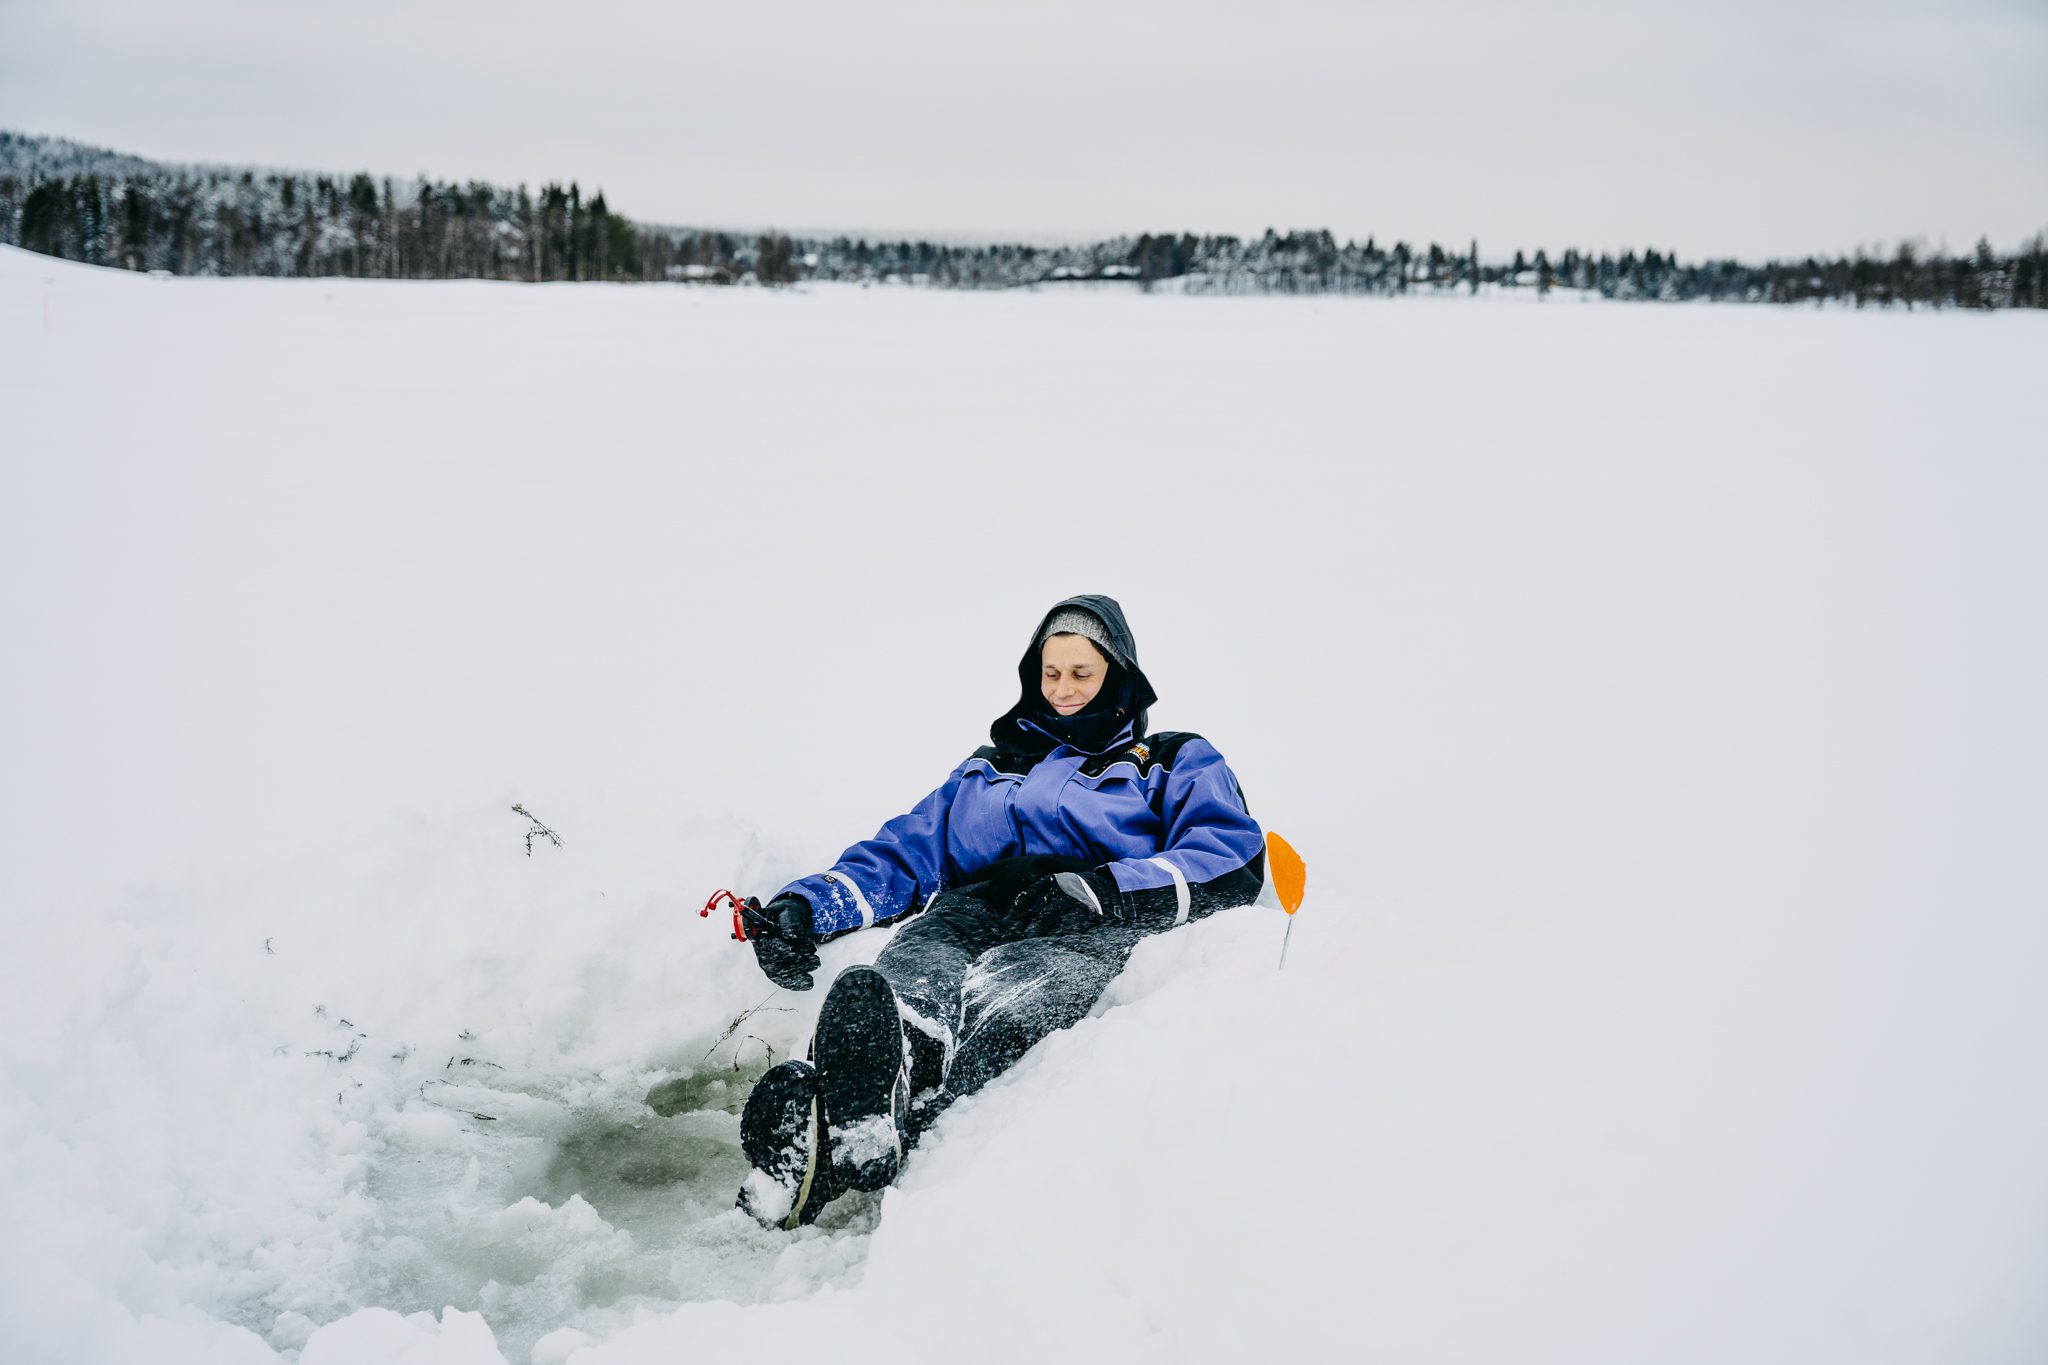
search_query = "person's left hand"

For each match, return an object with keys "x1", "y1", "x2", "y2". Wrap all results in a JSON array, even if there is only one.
[{"x1": 1011, "y1": 869, "x2": 1121, "y2": 937}]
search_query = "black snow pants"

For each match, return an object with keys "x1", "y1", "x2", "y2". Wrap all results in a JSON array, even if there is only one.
[{"x1": 871, "y1": 857, "x2": 1144, "y2": 1111}]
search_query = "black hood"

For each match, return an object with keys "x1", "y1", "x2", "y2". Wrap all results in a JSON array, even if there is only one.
[{"x1": 990, "y1": 594, "x2": 1159, "y2": 757}]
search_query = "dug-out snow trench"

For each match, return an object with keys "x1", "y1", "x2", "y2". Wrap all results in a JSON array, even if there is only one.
[{"x1": 254, "y1": 1014, "x2": 882, "y2": 1362}]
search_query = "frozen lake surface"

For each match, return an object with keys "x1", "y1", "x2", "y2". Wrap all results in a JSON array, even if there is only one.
[{"x1": 3, "y1": 245, "x2": 2045, "y2": 1363}]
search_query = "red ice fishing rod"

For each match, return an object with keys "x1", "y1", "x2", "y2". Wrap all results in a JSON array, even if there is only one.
[{"x1": 701, "y1": 889, "x2": 777, "y2": 942}]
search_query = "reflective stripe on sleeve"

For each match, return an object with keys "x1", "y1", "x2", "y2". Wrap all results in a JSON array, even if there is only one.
[
  {"x1": 822, "y1": 870, "x2": 877, "y2": 927},
  {"x1": 1148, "y1": 856, "x2": 1191, "y2": 926}
]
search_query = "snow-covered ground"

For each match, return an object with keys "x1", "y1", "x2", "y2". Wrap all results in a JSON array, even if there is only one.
[{"x1": 3, "y1": 243, "x2": 2045, "y2": 1364}]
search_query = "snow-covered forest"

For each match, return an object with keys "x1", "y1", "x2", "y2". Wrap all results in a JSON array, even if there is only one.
[
  {"x1": 4, "y1": 131, "x2": 2042, "y2": 306},
  {"x1": 3, "y1": 241, "x2": 2044, "y2": 1364}
]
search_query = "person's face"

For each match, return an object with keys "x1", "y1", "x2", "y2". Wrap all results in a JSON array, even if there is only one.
[{"x1": 1041, "y1": 634, "x2": 1109, "y2": 716}]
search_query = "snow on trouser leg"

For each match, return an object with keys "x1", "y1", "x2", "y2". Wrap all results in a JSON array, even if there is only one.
[
  {"x1": 867, "y1": 884, "x2": 1007, "y2": 1125},
  {"x1": 737, "y1": 1059, "x2": 834, "y2": 1229},
  {"x1": 943, "y1": 929, "x2": 1140, "y2": 1102},
  {"x1": 871, "y1": 887, "x2": 1007, "y2": 1048},
  {"x1": 811, "y1": 966, "x2": 912, "y2": 1193}
]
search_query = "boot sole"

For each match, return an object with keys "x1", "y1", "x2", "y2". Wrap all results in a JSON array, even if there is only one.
[
  {"x1": 737, "y1": 1059, "x2": 826, "y2": 1229},
  {"x1": 812, "y1": 966, "x2": 908, "y2": 1192}
]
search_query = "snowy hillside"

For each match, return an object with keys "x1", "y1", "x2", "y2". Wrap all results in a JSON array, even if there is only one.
[{"x1": 2, "y1": 244, "x2": 2045, "y2": 1364}]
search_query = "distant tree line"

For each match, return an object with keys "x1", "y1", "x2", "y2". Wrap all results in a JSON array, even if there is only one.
[
  {"x1": 0, "y1": 165, "x2": 775, "y2": 284},
  {"x1": 796, "y1": 230, "x2": 2045, "y2": 308},
  {"x1": 1, "y1": 133, "x2": 2040, "y2": 308}
]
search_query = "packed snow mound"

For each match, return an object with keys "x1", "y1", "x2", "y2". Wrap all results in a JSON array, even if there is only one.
[
  {"x1": 0, "y1": 804, "x2": 886, "y2": 1364},
  {"x1": 3, "y1": 245, "x2": 2047, "y2": 1363}
]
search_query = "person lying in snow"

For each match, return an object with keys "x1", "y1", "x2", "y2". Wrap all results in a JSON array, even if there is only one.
[{"x1": 736, "y1": 594, "x2": 1265, "y2": 1228}]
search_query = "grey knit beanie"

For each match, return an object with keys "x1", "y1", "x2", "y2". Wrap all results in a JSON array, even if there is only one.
[{"x1": 1039, "y1": 608, "x2": 1124, "y2": 668}]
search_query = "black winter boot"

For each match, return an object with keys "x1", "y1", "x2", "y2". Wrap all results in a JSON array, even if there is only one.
[
  {"x1": 736, "y1": 1059, "x2": 835, "y2": 1229},
  {"x1": 811, "y1": 966, "x2": 911, "y2": 1192}
]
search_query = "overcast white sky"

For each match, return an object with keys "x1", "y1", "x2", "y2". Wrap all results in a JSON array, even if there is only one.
[{"x1": 3, "y1": 0, "x2": 2043, "y2": 259}]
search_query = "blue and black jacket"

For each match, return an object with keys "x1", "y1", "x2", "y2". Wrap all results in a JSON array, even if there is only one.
[{"x1": 777, "y1": 595, "x2": 1265, "y2": 937}]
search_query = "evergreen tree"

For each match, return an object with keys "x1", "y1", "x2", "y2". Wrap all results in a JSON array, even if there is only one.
[{"x1": 756, "y1": 232, "x2": 797, "y2": 284}]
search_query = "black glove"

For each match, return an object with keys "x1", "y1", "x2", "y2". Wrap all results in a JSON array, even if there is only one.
[
  {"x1": 1011, "y1": 869, "x2": 1122, "y2": 938},
  {"x1": 749, "y1": 895, "x2": 822, "y2": 991}
]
